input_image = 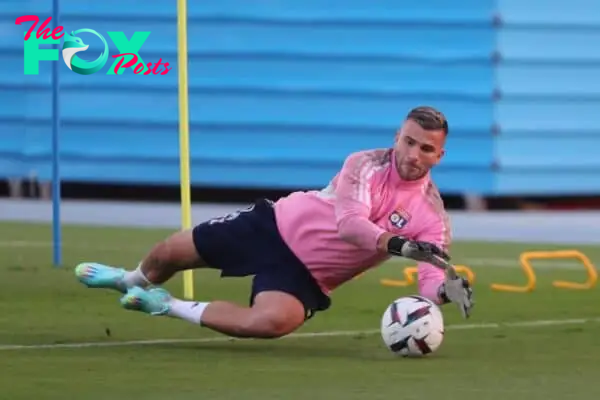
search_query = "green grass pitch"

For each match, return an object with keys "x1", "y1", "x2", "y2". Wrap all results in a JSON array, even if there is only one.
[{"x1": 1, "y1": 221, "x2": 599, "y2": 400}]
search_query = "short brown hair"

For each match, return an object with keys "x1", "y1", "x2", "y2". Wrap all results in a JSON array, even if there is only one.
[{"x1": 406, "y1": 106, "x2": 448, "y2": 136}]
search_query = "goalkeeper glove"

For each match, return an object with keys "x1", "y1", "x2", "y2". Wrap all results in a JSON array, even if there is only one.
[
  {"x1": 439, "y1": 274, "x2": 474, "y2": 319},
  {"x1": 387, "y1": 236, "x2": 474, "y2": 319}
]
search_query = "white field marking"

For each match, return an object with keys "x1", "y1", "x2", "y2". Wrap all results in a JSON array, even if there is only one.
[
  {"x1": 0, "y1": 240, "x2": 131, "y2": 250},
  {"x1": 0, "y1": 241, "x2": 593, "y2": 269},
  {"x1": 1, "y1": 316, "x2": 599, "y2": 352}
]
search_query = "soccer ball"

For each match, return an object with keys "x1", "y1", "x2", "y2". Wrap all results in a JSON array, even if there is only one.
[{"x1": 380, "y1": 295, "x2": 444, "y2": 357}]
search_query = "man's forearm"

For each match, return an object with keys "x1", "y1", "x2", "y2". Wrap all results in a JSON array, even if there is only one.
[{"x1": 337, "y1": 213, "x2": 388, "y2": 251}]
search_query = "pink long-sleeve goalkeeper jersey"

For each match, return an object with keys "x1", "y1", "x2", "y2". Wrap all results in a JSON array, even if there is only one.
[{"x1": 273, "y1": 148, "x2": 451, "y2": 302}]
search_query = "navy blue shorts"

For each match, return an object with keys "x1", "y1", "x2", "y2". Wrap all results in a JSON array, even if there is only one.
[{"x1": 192, "y1": 198, "x2": 331, "y2": 319}]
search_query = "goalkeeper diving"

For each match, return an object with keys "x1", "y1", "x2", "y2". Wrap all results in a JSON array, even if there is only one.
[{"x1": 75, "y1": 106, "x2": 474, "y2": 339}]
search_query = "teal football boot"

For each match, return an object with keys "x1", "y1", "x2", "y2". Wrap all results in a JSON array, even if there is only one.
[
  {"x1": 120, "y1": 286, "x2": 171, "y2": 316},
  {"x1": 74, "y1": 262, "x2": 127, "y2": 293}
]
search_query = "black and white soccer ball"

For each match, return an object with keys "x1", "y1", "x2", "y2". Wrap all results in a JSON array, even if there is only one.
[{"x1": 380, "y1": 295, "x2": 444, "y2": 357}]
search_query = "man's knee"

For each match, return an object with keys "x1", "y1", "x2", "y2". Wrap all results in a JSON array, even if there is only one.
[
  {"x1": 243, "y1": 312, "x2": 301, "y2": 339},
  {"x1": 242, "y1": 292, "x2": 307, "y2": 338},
  {"x1": 241, "y1": 311, "x2": 303, "y2": 339}
]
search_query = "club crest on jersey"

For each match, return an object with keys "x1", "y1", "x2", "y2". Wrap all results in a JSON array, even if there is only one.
[{"x1": 389, "y1": 209, "x2": 411, "y2": 229}]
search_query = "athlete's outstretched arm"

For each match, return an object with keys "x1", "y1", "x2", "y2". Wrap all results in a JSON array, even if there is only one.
[{"x1": 333, "y1": 152, "x2": 452, "y2": 264}]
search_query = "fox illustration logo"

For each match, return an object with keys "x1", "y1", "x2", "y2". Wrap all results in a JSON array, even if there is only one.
[{"x1": 62, "y1": 29, "x2": 108, "y2": 75}]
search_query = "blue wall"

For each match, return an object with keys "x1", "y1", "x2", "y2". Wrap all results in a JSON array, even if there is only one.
[
  {"x1": 0, "y1": 0, "x2": 596, "y2": 195},
  {"x1": 494, "y1": 0, "x2": 600, "y2": 194}
]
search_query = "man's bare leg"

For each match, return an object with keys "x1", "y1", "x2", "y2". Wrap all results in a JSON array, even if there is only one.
[
  {"x1": 76, "y1": 229, "x2": 308, "y2": 338},
  {"x1": 121, "y1": 289, "x2": 306, "y2": 339}
]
